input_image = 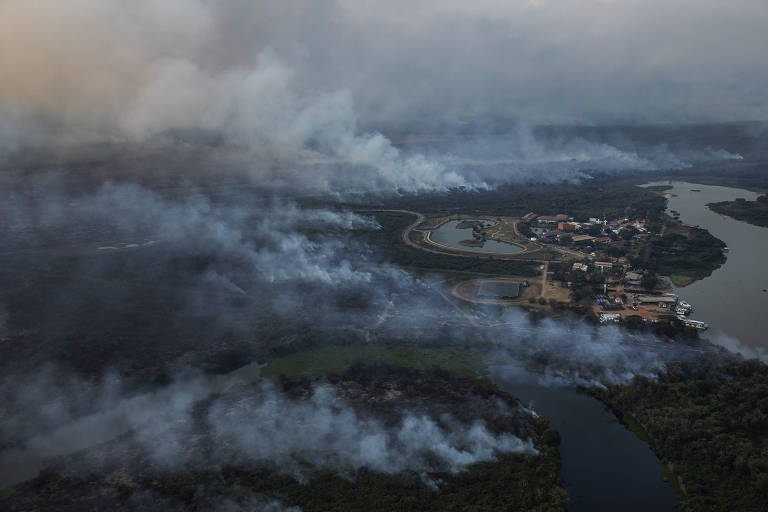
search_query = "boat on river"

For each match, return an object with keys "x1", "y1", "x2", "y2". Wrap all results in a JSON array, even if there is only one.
[{"x1": 682, "y1": 319, "x2": 709, "y2": 330}]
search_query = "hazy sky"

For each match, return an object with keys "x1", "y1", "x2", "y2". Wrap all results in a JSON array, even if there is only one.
[{"x1": 1, "y1": 0, "x2": 767, "y2": 150}]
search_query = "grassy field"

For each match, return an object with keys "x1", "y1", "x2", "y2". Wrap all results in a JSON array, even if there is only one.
[
  {"x1": 262, "y1": 344, "x2": 519, "y2": 380},
  {"x1": 669, "y1": 274, "x2": 698, "y2": 287}
]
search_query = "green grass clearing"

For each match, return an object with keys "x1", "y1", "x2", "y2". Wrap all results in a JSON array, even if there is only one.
[{"x1": 262, "y1": 344, "x2": 518, "y2": 381}]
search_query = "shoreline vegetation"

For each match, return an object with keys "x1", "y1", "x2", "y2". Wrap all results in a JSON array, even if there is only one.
[
  {"x1": 628, "y1": 220, "x2": 726, "y2": 287},
  {"x1": 592, "y1": 361, "x2": 768, "y2": 512},
  {"x1": 707, "y1": 195, "x2": 768, "y2": 228}
]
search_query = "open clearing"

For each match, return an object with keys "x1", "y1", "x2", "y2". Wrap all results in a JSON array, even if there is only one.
[{"x1": 452, "y1": 277, "x2": 540, "y2": 305}]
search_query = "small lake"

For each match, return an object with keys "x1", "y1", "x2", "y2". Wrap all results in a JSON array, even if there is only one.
[
  {"x1": 642, "y1": 181, "x2": 768, "y2": 355},
  {"x1": 429, "y1": 219, "x2": 524, "y2": 254},
  {"x1": 491, "y1": 366, "x2": 676, "y2": 512}
]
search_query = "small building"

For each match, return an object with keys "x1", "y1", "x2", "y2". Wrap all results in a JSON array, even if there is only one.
[
  {"x1": 571, "y1": 234, "x2": 596, "y2": 244},
  {"x1": 542, "y1": 230, "x2": 572, "y2": 242},
  {"x1": 522, "y1": 212, "x2": 537, "y2": 222},
  {"x1": 557, "y1": 221, "x2": 577, "y2": 232},
  {"x1": 572, "y1": 262, "x2": 588, "y2": 272},
  {"x1": 594, "y1": 261, "x2": 614, "y2": 271}
]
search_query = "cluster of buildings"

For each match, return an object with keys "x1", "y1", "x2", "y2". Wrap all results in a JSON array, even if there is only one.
[
  {"x1": 520, "y1": 211, "x2": 711, "y2": 331},
  {"x1": 521, "y1": 212, "x2": 653, "y2": 261},
  {"x1": 594, "y1": 289, "x2": 707, "y2": 329}
]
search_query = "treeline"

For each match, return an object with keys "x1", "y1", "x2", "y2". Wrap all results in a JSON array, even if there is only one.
[
  {"x1": 708, "y1": 196, "x2": 768, "y2": 228},
  {"x1": 593, "y1": 361, "x2": 768, "y2": 512},
  {"x1": 375, "y1": 176, "x2": 667, "y2": 221},
  {"x1": 355, "y1": 211, "x2": 539, "y2": 276}
]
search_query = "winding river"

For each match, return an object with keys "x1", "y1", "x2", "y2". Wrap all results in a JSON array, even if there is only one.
[
  {"x1": 642, "y1": 181, "x2": 768, "y2": 356},
  {"x1": 492, "y1": 366, "x2": 676, "y2": 511}
]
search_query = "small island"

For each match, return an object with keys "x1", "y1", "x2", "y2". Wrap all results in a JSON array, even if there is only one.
[
  {"x1": 455, "y1": 220, "x2": 488, "y2": 230},
  {"x1": 708, "y1": 195, "x2": 768, "y2": 228}
]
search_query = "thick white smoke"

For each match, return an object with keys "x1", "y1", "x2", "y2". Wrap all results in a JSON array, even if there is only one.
[
  {"x1": 0, "y1": 181, "x2": 714, "y2": 381},
  {"x1": 209, "y1": 380, "x2": 535, "y2": 477},
  {"x1": 0, "y1": 1, "x2": 751, "y2": 193},
  {"x1": 0, "y1": 367, "x2": 534, "y2": 488}
]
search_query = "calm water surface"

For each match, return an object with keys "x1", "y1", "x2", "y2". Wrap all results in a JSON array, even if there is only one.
[
  {"x1": 643, "y1": 181, "x2": 768, "y2": 354},
  {"x1": 429, "y1": 219, "x2": 524, "y2": 254},
  {"x1": 492, "y1": 366, "x2": 675, "y2": 512}
]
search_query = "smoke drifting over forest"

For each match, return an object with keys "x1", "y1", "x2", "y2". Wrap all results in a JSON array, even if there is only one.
[
  {"x1": 0, "y1": 367, "x2": 536, "y2": 489},
  {"x1": 0, "y1": 177, "x2": 719, "y2": 489},
  {"x1": 1, "y1": 0, "x2": 761, "y2": 192},
  {"x1": 1, "y1": 0, "x2": 766, "y2": 504}
]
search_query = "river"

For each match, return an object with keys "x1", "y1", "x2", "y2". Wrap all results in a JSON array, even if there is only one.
[
  {"x1": 429, "y1": 219, "x2": 524, "y2": 254},
  {"x1": 642, "y1": 181, "x2": 768, "y2": 356},
  {"x1": 491, "y1": 366, "x2": 676, "y2": 511}
]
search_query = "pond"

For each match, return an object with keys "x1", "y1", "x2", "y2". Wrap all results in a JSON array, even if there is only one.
[{"x1": 428, "y1": 219, "x2": 524, "y2": 254}]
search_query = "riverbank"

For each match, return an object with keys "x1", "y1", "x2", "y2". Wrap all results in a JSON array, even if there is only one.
[
  {"x1": 591, "y1": 361, "x2": 768, "y2": 512},
  {"x1": 628, "y1": 219, "x2": 726, "y2": 287},
  {"x1": 707, "y1": 195, "x2": 768, "y2": 228},
  {"x1": 642, "y1": 181, "x2": 768, "y2": 353},
  {"x1": 262, "y1": 344, "x2": 678, "y2": 511},
  {"x1": 492, "y1": 366, "x2": 676, "y2": 512}
]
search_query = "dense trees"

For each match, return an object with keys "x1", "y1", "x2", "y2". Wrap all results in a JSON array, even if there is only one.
[
  {"x1": 593, "y1": 361, "x2": 768, "y2": 512},
  {"x1": 630, "y1": 227, "x2": 726, "y2": 286},
  {"x1": 373, "y1": 175, "x2": 667, "y2": 222},
  {"x1": 708, "y1": 195, "x2": 768, "y2": 228}
]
